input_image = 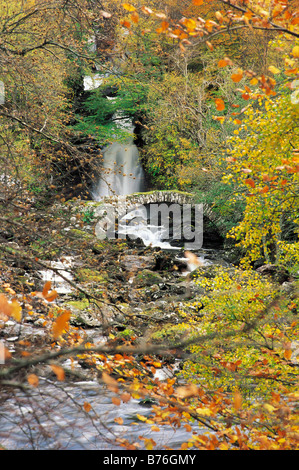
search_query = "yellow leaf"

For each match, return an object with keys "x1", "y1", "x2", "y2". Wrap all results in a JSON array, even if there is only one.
[
  {"x1": 151, "y1": 425, "x2": 160, "y2": 432},
  {"x1": 185, "y1": 18, "x2": 197, "y2": 31},
  {"x1": 144, "y1": 438, "x2": 155, "y2": 450},
  {"x1": 292, "y1": 46, "x2": 299, "y2": 58},
  {"x1": 268, "y1": 65, "x2": 281, "y2": 75},
  {"x1": 50, "y1": 364, "x2": 65, "y2": 381},
  {"x1": 122, "y1": 3, "x2": 135, "y2": 12},
  {"x1": 196, "y1": 407, "x2": 212, "y2": 416},
  {"x1": 264, "y1": 403, "x2": 276, "y2": 413},
  {"x1": 250, "y1": 77, "x2": 259, "y2": 85},
  {"x1": 136, "y1": 413, "x2": 147, "y2": 422},
  {"x1": 10, "y1": 299, "x2": 22, "y2": 322}
]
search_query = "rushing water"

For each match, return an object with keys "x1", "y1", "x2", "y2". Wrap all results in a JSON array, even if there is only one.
[
  {"x1": 0, "y1": 370, "x2": 203, "y2": 450},
  {"x1": 0, "y1": 73, "x2": 210, "y2": 450}
]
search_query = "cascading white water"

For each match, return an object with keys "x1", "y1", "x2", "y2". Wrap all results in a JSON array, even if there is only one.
[
  {"x1": 84, "y1": 72, "x2": 210, "y2": 267},
  {"x1": 92, "y1": 142, "x2": 145, "y2": 199}
]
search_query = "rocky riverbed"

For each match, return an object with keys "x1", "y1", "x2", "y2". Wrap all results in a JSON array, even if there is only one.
[{"x1": 1, "y1": 197, "x2": 296, "y2": 450}]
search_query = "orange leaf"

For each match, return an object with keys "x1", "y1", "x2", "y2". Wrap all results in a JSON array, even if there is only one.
[
  {"x1": 120, "y1": 19, "x2": 131, "y2": 28},
  {"x1": 218, "y1": 57, "x2": 233, "y2": 68},
  {"x1": 52, "y1": 310, "x2": 70, "y2": 339},
  {"x1": 42, "y1": 281, "x2": 52, "y2": 297},
  {"x1": 131, "y1": 11, "x2": 139, "y2": 23},
  {"x1": 84, "y1": 401, "x2": 92, "y2": 413},
  {"x1": 102, "y1": 372, "x2": 119, "y2": 393},
  {"x1": 215, "y1": 98, "x2": 225, "y2": 111},
  {"x1": 121, "y1": 392, "x2": 131, "y2": 403},
  {"x1": 0, "y1": 293, "x2": 12, "y2": 317},
  {"x1": 184, "y1": 424, "x2": 192, "y2": 432},
  {"x1": 231, "y1": 70, "x2": 243, "y2": 82},
  {"x1": 50, "y1": 364, "x2": 65, "y2": 381},
  {"x1": 2, "y1": 346, "x2": 11, "y2": 361},
  {"x1": 28, "y1": 374, "x2": 39, "y2": 387},
  {"x1": 175, "y1": 384, "x2": 199, "y2": 398},
  {"x1": 114, "y1": 417, "x2": 124, "y2": 425},
  {"x1": 112, "y1": 397, "x2": 121, "y2": 406},
  {"x1": 45, "y1": 290, "x2": 58, "y2": 302},
  {"x1": 234, "y1": 391, "x2": 242, "y2": 410},
  {"x1": 260, "y1": 186, "x2": 269, "y2": 194},
  {"x1": 242, "y1": 93, "x2": 250, "y2": 100},
  {"x1": 245, "y1": 178, "x2": 255, "y2": 188},
  {"x1": 193, "y1": 0, "x2": 203, "y2": 5},
  {"x1": 284, "y1": 349, "x2": 292, "y2": 360},
  {"x1": 206, "y1": 41, "x2": 213, "y2": 51}
]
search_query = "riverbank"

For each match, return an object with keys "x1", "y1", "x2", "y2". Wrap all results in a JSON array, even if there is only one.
[{"x1": 0, "y1": 198, "x2": 298, "y2": 450}]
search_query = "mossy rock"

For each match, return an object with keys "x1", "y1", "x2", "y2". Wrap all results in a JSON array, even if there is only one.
[
  {"x1": 64, "y1": 298, "x2": 90, "y2": 311},
  {"x1": 133, "y1": 269, "x2": 163, "y2": 287},
  {"x1": 76, "y1": 268, "x2": 109, "y2": 284}
]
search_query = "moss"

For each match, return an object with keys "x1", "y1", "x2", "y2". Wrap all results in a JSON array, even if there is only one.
[
  {"x1": 133, "y1": 269, "x2": 163, "y2": 287},
  {"x1": 116, "y1": 328, "x2": 135, "y2": 338},
  {"x1": 151, "y1": 324, "x2": 188, "y2": 344},
  {"x1": 65, "y1": 299, "x2": 90, "y2": 311},
  {"x1": 69, "y1": 229, "x2": 95, "y2": 241},
  {"x1": 76, "y1": 268, "x2": 109, "y2": 284}
]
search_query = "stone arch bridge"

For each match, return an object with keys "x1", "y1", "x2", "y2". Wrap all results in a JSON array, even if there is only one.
[{"x1": 83, "y1": 190, "x2": 227, "y2": 242}]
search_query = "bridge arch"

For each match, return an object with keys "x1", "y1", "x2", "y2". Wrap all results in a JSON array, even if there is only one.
[{"x1": 90, "y1": 190, "x2": 227, "y2": 241}]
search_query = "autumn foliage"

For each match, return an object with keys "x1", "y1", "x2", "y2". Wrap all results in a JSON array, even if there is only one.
[{"x1": 0, "y1": 0, "x2": 298, "y2": 452}]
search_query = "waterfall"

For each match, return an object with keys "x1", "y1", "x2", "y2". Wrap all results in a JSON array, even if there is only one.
[{"x1": 92, "y1": 142, "x2": 145, "y2": 199}]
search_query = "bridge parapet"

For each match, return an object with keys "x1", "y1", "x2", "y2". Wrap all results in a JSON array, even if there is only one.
[{"x1": 82, "y1": 191, "x2": 227, "y2": 240}]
